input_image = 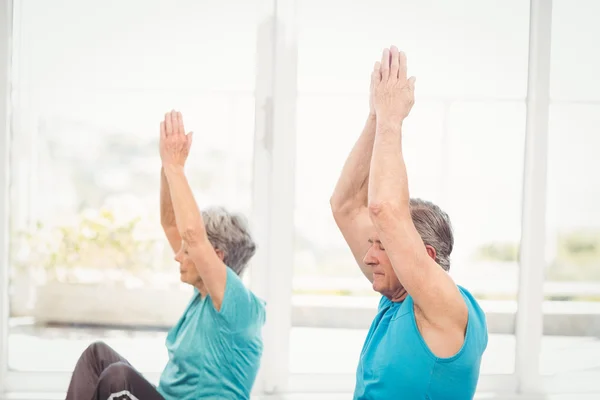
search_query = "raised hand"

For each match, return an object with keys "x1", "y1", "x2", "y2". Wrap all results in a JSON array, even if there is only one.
[
  {"x1": 369, "y1": 61, "x2": 380, "y2": 117},
  {"x1": 372, "y1": 46, "x2": 416, "y2": 127},
  {"x1": 160, "y1": 110, "x2": 193, "y2": 168}
]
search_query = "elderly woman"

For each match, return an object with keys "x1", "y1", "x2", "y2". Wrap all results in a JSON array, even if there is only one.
[{"x1": 65, "y1": 111, "x2": 266, "y2": 400}]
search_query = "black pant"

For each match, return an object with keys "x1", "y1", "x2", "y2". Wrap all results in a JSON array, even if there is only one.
[{"x1": 66, "y1": 341, "x2": 165, "y2": 400}]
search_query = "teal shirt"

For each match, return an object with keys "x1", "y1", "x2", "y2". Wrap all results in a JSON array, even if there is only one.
[
  {"x1": 354, "y1": 286, "x2": 488, "y2": 400},
  {"x1": 157, "y1": 267, "x2": 266, "y2": 400}
]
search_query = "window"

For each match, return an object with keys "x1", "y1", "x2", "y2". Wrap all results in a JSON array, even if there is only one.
[
  {"x1": 7, "y1": 0, "x2": 259, "y2": 375},
  {"x1": 292, "y1": 0, "x2": 530, "y2": 380},
  {"x1": 539, "y1": 1, "x2": 600, "y2": 388},
  {"x1": 2, "y1": 0, "x2": 599, "y2": 397}
]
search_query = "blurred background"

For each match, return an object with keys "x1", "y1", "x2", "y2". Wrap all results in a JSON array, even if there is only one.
[{"x1": 0, "y1": 0, "x2": 599, "y2": 398}]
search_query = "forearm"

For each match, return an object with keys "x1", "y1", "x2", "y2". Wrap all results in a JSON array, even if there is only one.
[
  {"x1": 160, "y1": 167, "x2": 176, "y2": 227},
  {"x1": 163, "y1": 165, "x2": 227, "y2": 309},
  {"x1": 368, "y1": 121, "x2": 423, "y2": 286},
  {"x1": 368, "y1": 121, "x2": 468, "y2": 329},
  {"x1": 162, "y1": 165, "x2": 208, "y2": 246},
  {"x1": 160, "y1": 167, "x2": 184, "y2": 253},
  {"x1": 368, "y1": 121, "x2": 410, "y2": 218},
  {"x1": 330, "y1": 114, "x2": 377, "y2": 213}
]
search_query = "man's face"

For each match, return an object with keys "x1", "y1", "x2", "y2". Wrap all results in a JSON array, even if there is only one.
[{"x1": 363, "y1": 231, "x2": 403, "y2": 298}]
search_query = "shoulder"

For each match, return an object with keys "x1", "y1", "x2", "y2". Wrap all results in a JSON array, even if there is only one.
[
  {"x1": 456, "y1": 286, "x2": 485, "y2": 318},
  {"x1": 378, "y1": 295, "x2": 393, "y2": 311},
  {"x1": 456, "y1": 286, "x2": 488, "y2": 346},
  {"x1": 217, "y1": 267, "x2": 266, "y2": 331},
  {"x1": 224, "y1": 268, "x2": 265, "y2": 306},
  {"x1": 407, "y1": 287, "x2": 488, "y2": 360}
]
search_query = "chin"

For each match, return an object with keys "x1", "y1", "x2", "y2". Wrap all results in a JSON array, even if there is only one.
[{"x1": 371, "y1": 280, "x2": 383, "y2": 294}]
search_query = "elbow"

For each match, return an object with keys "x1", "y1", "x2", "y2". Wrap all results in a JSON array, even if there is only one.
[
  {"x1": 330, "y1": 196, "x2": 348, "y2": 217},
  {"x1": 161, "y1": 219, "x2": 175, "y2": 230},
  {"x1": 367, "y1": 201, "x2": 402, "y2": 221},
  {"x1": 329, "y1": 195, "x2": 345, "y2": 214},
  {"x1": 330, "y1": 195, "x2": 362, "y2": 218},
  {"x1": 368, "y1": 201, "x2": 413, "y2": 232},
  {"x1": 180, "y1": 225, "x2": 206, "y2": 246},
  {"x1": 330, "y1": 198, "x2": 357, "y2": 224},
  {"x1": 367, "y1": 201, "x2": 388, "y2": 220}
]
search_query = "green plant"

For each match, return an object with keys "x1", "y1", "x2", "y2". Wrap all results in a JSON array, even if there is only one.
[
  {"x1": 474, "y1": 230, "x2": 600, "y2": 281},
  {"x1": 474, "y1": 242, "x2": 519, "y2": 262},
  {"x1": 12, "y1": 208, "x2": 158, "y2": 283},
  {"x1": 557, "y1": 230, "x2": 600, "y2": 267}
]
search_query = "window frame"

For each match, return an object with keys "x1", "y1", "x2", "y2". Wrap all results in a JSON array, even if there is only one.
[
  {"x1": 0, "y1": 0, "x2": 13, "y2": 392},
  {"x1": 514, "y1": 0, "x2": 553, "y2": 394},
  {"x1": 1, "y1": 0, "x2": 599, "y2": 397}
]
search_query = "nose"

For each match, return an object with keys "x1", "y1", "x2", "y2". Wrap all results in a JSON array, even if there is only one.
[
  {"x1": 363, "y1": 246, "x2": 378, "y2": 267},
  {"x1": 174, "y1": 250, "x2": 183, "y2": 263}
]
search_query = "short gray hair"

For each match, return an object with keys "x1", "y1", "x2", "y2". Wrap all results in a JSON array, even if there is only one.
[
  {"x1": 410, "y1": 198, "x2": 454, "y2": 271},
  {"x1": 202, "y1": 207, "x2": 256, "y2": 276}
]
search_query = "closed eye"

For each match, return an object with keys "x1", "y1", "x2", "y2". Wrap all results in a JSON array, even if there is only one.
[{"x1": 368, "y1": 239, "x2": 385, "y2": 251}]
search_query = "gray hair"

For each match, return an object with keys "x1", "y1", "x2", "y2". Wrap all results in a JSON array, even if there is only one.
[
  {"x1": 202, "y1": 206, "x2": 256, "y2": 276},
  {"x1": 410, "y1": 198, "x2": 454, "y2": 271}
]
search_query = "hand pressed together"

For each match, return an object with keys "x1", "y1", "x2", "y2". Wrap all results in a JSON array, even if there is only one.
[
  {"x1": 372, "y1": 46, "x2": 416, "y2": 127},
  {"x1": 160, "y1": 110, "x2": 193, "y2": 168}
]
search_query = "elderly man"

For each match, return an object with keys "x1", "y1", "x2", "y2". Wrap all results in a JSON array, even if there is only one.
[
  {"x1": 330, "y1": 47, "x2": 488, "y2": 399},
  {"x1": 65, "y1": 111, "x2": 266, "y2": 400}
]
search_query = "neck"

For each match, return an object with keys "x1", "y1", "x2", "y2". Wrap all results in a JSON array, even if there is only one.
[
  {"x1": 388, "y1": 287, "x2": 408, "y2": 303},
  {"x1": 194, "y1": 281, "x2": 208, "y2": 297}
]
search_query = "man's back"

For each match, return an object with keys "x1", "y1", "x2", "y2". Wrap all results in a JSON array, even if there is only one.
[{"x1": 354, "y1": 286, "x2": 488, "y2": 399}]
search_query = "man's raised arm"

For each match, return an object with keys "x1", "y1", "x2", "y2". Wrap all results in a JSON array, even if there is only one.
[
  {"x1": 330, "y1": 63, "x2": 383, "y2": 282},
  {"x1": 367, "y1": 47, "x2": 467, "y2": 331}
]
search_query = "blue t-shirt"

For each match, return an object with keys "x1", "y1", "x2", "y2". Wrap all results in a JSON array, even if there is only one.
[
  {"x1": 354, "y1": 286, "x2": 488, "y2": 400},
  {"x1": 157, "y1": 267, "x2": 266, "y2": 400}
]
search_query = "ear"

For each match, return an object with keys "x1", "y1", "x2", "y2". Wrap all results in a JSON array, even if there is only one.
[
  {"x1": 425, "y1": 244, "x2": 437, "y2": 261},
  {"x1": 215, "y1": 248, "x2": 225, "y2": 261}
]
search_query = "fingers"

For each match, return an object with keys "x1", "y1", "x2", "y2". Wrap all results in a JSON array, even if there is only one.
[
  {"x1": 399, "y1": 51, "x2": 408, "y2": 81},
  {"x1": 164, "y1": 110, "x2": 186, "y2": 136},
  {"x1": 380, "y1": 48, "x2": 390, "y2": 82},
  {"x1": 170, "y1": 110, "x2": 179, "y2": 135},
  {"x1": 379, "y1": 47, "x2": 408, "y2": 82},
  {"x1": 165, "y1": 112, "x2": 173, "y2": 136},
  {"x1": 160, "y1": 121, "x2": 166, "y2": 139},
  {"x1": 176, "y1": 111, "x2": 185, "y2": 136},
  {"x1": 390, "y1": 46, "x2": 399, "y2": 79},
  {"x1": 408, "y1": 76, "x2": 416, "y2": 90},
  {"x1": 371, "y1": 61, "x2": 381, "y2": 86}
]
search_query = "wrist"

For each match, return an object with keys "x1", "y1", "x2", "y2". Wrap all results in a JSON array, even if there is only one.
[
  {"x1": 163, "y1": 163, "x2": 185, "y2": 176},
  {"x1": 376, "y1": 118, "x2": 403, "y2": 134}
]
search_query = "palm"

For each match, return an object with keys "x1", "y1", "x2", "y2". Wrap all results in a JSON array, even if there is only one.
[
  {"x1": 372, "y1": 47, "x2": 415, "y2": 124},
  {"x1": 160, "y1": 110, "x2": 193, "y2": 167}
]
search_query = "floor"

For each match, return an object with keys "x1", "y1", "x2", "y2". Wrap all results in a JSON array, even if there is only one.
[
  {"x1": 3, "y1": 393, "x2": 600, "y2": 400},
  {"x1": 7, "y1": 320, "x2": 600, "y2": 375},
  {"x1": 4, "y1": 320, "x2": 600, "y2": 397}
]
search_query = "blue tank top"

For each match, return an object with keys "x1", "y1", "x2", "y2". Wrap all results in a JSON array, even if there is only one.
[{"x1": 354, "y1": 286, "x2": 488, "y2": 400}]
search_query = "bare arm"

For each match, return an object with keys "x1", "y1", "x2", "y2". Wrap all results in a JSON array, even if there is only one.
[
  {"x1": 160, "y1": 111, "x2": 227, "y2": 310},
  {"x1": 368, "y1": 48, "x2": 467, "y2": 331},
  {"x1": 160, "y1": 167, "x2": 182, "y2": 253},
  {"x1": 330, "y1": 115, "x2": 376, "y2": 281},
  {"x1": 330, "y1": 63, "x2": 382, "y2": 282}
]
